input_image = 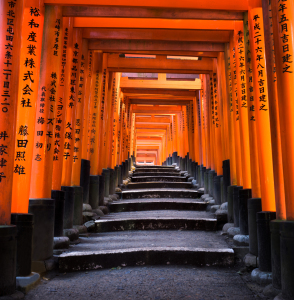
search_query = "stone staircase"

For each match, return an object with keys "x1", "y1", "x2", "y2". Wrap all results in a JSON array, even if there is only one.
[{"x1": 57, "y1": 165, "x2": 234, "y2": 272}]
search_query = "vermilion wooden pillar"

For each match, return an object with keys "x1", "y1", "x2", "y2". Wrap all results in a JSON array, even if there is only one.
[
  {"x1": 224, "y1": 44, "x2": 237, "y2": 185},
  {"x1": 244, "y1": 13, "x2": 261, "y2": 198},
  {"x1": 199, "y1": 75, "x2": 207, "y2": 168},
  {"x1": 98, "y1": 54, "x2": 109, "y2": 173},
  {"x1": 229, "y1": 33, "x2": 243, "y2": 186},
  {"x1": 81, "y1": 50, "x2": 93, "y2": 161},
  {"x1": 248, "y1": 7, "x2": 276, "y2": 211},
  {"x1": 263, "y1": 0, "x2": 286, "y2": 219},
  {"x1": 213, "y1": 60, "x2": 223, "y2": 175},
  {"x1": 271, "y1": 0, "x2": 294, "y2": 219},
  {"x1": 71, "y1": 39, "x2": 89, "y2": 186},
  {"x1": 209, "y1": 73, "x2": 216, "y2": 171},
  {"x1": 30, "y1": 6, "x2": 62, "y2": 199},
  {"x1": 61, "y1": 28, "x2": 82, "y2": 187},
  {"x1": 218, "y1": 53, "x2": 230, "y2": 161},
  {"x1": 234, "y1": 22, "x2": 252, "y2": 189},
  {"x1": 51, "y1": 17, "x2": 73, "y2": 191},
  {"x1": 110, "y1": 74, "x2": 121, "y2": 168},
  {"x1": 0, "y1": 0, "x2": 23, "y2": 223},
  {"x1": 12, "y1": 0, "x2": 45, "y2": 213}
]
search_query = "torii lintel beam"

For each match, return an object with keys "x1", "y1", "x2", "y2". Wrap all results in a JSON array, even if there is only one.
[
  {"x1": 89, "y1": 40, "x2": 225, "y2": 52},
  {"x1": 45, "y1": 1, "x2": 249, "y2": 11},
  {"x1": 107, "y1": 55, "x2": 213, "y2": 73},
  {"x1": 83, "y1": 29, "x2": 231, "y2": 43},
  {"x1": 121, "y1": 89, "x2": 197, "y2": 97},
  {"x1": 120, "y1": 79, "x2": 201, "y2": 90},
  {"x1": 63, "y1": 6, "x2": 244, "y2": 20}
]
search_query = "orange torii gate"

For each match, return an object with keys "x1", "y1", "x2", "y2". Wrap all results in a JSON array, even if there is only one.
[{"x1": 1, "y1": 0, "x2": 294, "y2": 298}]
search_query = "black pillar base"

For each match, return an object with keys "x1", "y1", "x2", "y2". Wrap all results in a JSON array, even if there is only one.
[
  {"x1": 89, "y1": 175, "x2": 99, "y2": 210},
  {"x1": 227, "y1": 186, "x2": 235, "y2": 223},
  {"x1": 204, "y1": 169, "x2": 210, "y2": 194},
  {"x1": 270, "y1": 220, "x2": 282, "y2": 290},
  {"x1": 98, "y1": 174, "x2": 105, "y2": 206},
  {"x1": 80, "y1": 159, "x2": 90, "y2": 204},
  {"x1": 28, "y1": 198, "x2": 55, "y2": 261},
  {"x1": 51, "y1": 189, "x2": 65, "y2": 237},
  {"x1": 222, "y1": 159, "x2": 230, "y2": 203},
  {"x1": 108, "y1": 168, "x2": 115, "y2": 195},
  {"x1": 11, "y1": 213, "x2": 34, "y2": 277},
  {"x1": 200, "y1": 166, "x2": 206, "y2": 188},
  {"x1": 257, "y1": 211, "x2": 276, "y2": 272},
  {"x1": 208, "y1": 170, "x2": 216, "y2": 196},
  {"x1": 280, "y1": 221, "x2": 294, "y2": 299},
  {"x1": 213, "y1": 175, "x2": 222, "y2": 205},
  {"x1": 102, "y1": 168, "x2": 110, "y2": 197},
  {"x1": 233, "y1": 186, "x2": 243, "y2": 227},
  {"x1": 61, "y1": 187, "x2": 75, "y2": 229},
  {"x1": 239, "y1": 189, "x2": 252, "y2": 235},
  {"x1": 0, "y1": 225, "x2": 17, "y2": 296},
  {"x1": 73, "y1": 186, "x2": 83, "y2": 225},
  {"x1": 248, "y1": 198, "x2": 262, "y2": 256}
]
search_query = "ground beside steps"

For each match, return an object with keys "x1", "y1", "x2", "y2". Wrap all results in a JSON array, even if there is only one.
[{"x1": 57, "y1": 165, "x2": 234, "y2": 273}]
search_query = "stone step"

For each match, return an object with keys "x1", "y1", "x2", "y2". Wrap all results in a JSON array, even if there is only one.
[
  {"x1": 121, "y1": 188, "x2": 201, "y2": 199},
  {"x1": 134, "y1": 168, "x2": 180, "y2": 173},
  {"x1": 58, "y1": 230, "x2": 234, "y2": 272},
  {"x1": 94, "y1": 210, "x2": 217, "y2": 232},
  {"x1": 125, "y1": 182, "x2": 193, "y2": 190},
  {"x1": 131, "y1": 176, "x2": 188, "y2": 183},
  {"x1": 135, "y1": 165, "x2": 175, "y2": 169},
  {"x1": 109, "y1": 198, "x2": 207, "y2": 212}
]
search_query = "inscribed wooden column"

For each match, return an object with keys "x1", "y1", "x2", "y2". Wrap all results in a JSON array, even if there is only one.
[
  {"x1": 61, "y1": 28, "x2": 82, "y2": 187},
  {"x1": 12, "y1": 0, "x2": 44, "y2": 213},
  {"x1": 249, "y1": 8, "x2": 276, "y2": 211},
  {"x1": 51, "y1": 17, "x2": 73, "y2": 191},
  {"x1": 244, "y1": 13, "x2": 261, "y2": 198},
  {"x1": 30, "y1": 6, "x2": 62, "y2": 198},
  {"x1": 0, "y1": 0, "x2": 23, "y2": 223},
  {"x1": 234, "y1": 22, "x2": 252, "y2": 189},
  {"x1": 271, "y1": 0, "x2": 294, "y2": 219}
]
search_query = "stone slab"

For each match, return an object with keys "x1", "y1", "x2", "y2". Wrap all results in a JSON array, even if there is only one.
[
  {"x1": 16, "y1": 273, "x2": 40, "y2": 293},
  {"x1": 125, "y1": 182, "x2": 192, "y2": 190},
  {"x1": 109, "y1": 198, "x2": 207, "y2": 212},
  {"x1": 131, "y1": 176, "x2": 187, "y2": 183},
  {"x1": 122, "y1": 188, "x2": 201, "y2": 199}
]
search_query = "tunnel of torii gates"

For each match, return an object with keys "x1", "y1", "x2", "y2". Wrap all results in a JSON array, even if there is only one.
[{"x1": 1, "y1": 0, "x2": 294, "y2": 297}]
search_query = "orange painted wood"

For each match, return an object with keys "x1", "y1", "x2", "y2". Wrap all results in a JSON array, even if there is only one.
[
  {"x1": 0, "y1": 0, "x2": 23, "y2": 223},
  {"x1": 61, "y1": 28, "x2": 82, "y2": 186},
  {"x1": 81, "y1": 49, "x2": 93, "y2": 160},
  {"x1": 74, "y1": 18, "x2": 240, "y2": 31},
  {"x1": 271, "y1": 0, "x2": 294, "y2": 220},
  {"x1": 89, "y1": 40, "x2": 225, "y2": 53},
  {"x1": 89, "y1": 51, "x2": 103, "y2": 175},
  {"x1": 224, "y1": 44, "x2": 237, "y2": 185},
  {"x1": 45, "y1": 0, "x2": 249, "y2": 11},
  {"x1": 83, "y1": 28, "x2": 231, "y2": 43},
  {"x1": 234, "y1": 22, "x2": 252, "y2": 189},
  {"x1": 229, "y1": 33, "x2": 243, "y2": 186},
  {"x1": 71, "y1": 38, "x2": 88, "y2": 185},
  {"x1": 243, "y1": 13, "x2": 261, "y2": 198},
  {"x1": 52, "y1": 17, "x2": 73, "y2": 191},
  {"x1": 63, "y1": 6, "x2": 244, "y2": 20},
  {"x1": 12, "y1": 0, "x2": 45, "y2": 213},
  {"x1": 107, "y1": 54, "x2": 213, "y2": 73},
  {"x1": 214, "y1": 59, "x2": 223, "y2": 175},
  {"x1": 30, "y1": 5, "x2": 63, "y2": 198},
  {"x1": 248, "y1": 7, "x2": 276, "y2": 211},
  {"x1": 262, "y1": 0, "x2": 286, "y2": 219},
  {"x1": 98, "y1": 54, "x2": 109, "y2": 172}
]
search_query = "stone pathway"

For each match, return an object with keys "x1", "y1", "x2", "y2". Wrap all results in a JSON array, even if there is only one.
[
  {"x1": 24, "y1": 165, "x2": 269, "y2": 299},
  {"x1": 24, "y1": 266, "x2": 260, "y2": 300}
]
